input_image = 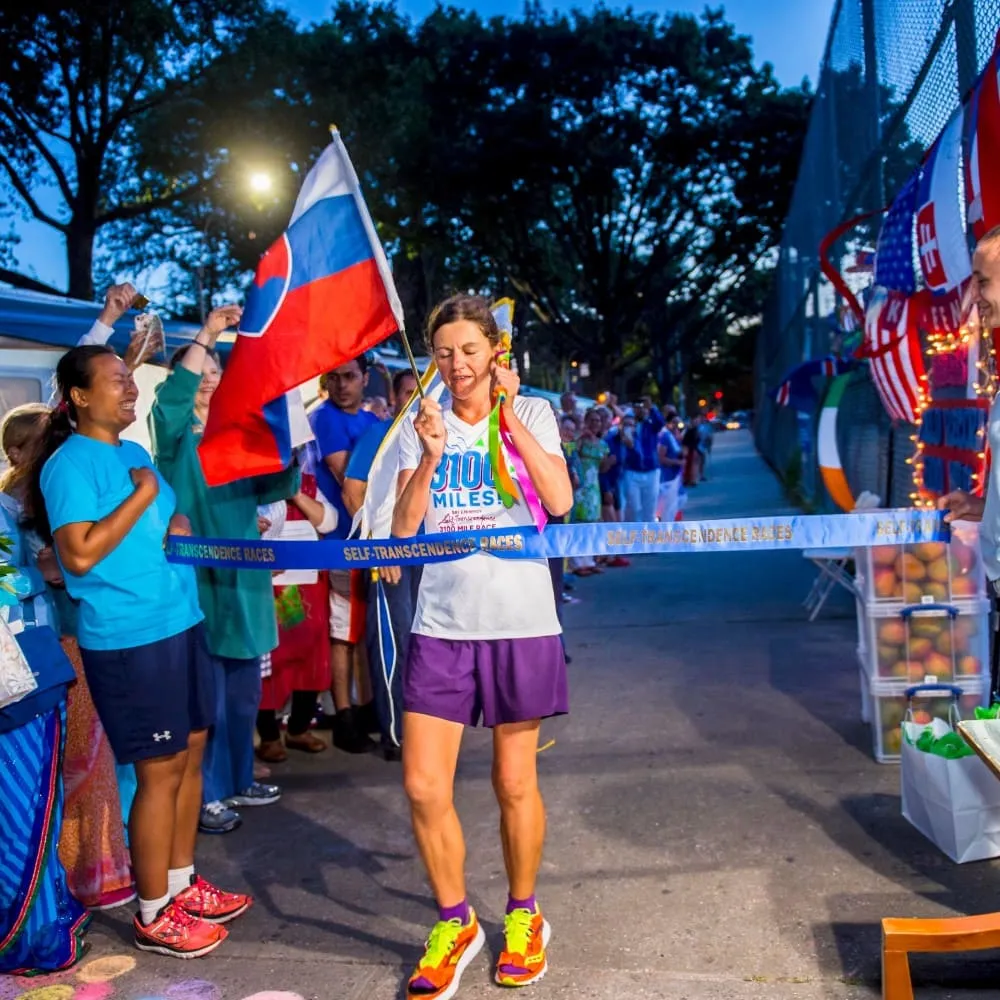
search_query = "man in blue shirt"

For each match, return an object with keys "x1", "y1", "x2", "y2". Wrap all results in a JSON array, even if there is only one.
[
  {"x1": 342, "y1": 370, "x2": 419, "y2": 762},
  {"x1": 622, "y1": 397, "x2": 664, "y2": 523},
  {"x1": 307, "y1": 355, "x2": 380, "y2": 754}
]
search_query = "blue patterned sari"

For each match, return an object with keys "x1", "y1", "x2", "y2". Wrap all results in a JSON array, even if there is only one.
[{"x1": 0, "y1": 628, "x2": 88, "y2": 974}]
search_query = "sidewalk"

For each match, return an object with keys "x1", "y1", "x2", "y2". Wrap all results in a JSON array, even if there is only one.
[{"x1": 27, "y1": 431, "x2": 1000, "y2": 1000}]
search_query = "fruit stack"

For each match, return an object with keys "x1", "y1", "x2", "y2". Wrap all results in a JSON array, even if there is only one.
[{"x1": 854, "y1": 523, "x2": 989, "y2": 763}]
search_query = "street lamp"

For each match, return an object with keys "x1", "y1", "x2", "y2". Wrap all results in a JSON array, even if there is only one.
[{"x1": 249, "y1": 171, "x2": 273, "y2": 194}]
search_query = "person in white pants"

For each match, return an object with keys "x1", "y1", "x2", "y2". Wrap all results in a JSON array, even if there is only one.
[
  {"x1": 655, "y1": 415, "x2": 684, "y2": 522},
  {"x1": 621, "y1": 399, "x2": 664, "y2": 523}
]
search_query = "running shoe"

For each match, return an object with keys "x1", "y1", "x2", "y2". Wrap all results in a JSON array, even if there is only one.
[
  {"x1": 173, "y1": 874, "x2": 253, "y2": 924},
  {"x1": 199, "y1": 800, "x2": 241, "y2": 834},
  {"x1": 407, "y1": 908, "x2": 485, "y2": 1000},
  {"x1": 224, "y1": 781, "x2": 281, "y2": 807},
  {"x1": 495, "y1": 904, "x2": 551, "y2": 987},
  {"x1": 133, "y1": 900, "x2": 227, "y2": 958}
]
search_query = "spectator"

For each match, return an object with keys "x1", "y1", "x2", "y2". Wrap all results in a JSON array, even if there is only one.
[
  {"x1": 149, "y1": 306, "x2": 299, "y2": 835},
  {"x1": 307, "y1": 356, "x2": 380, "y2": 754},
  {"x1": 569, "y1": 407, "x2": 616, "y2": 576},
  {"x1": 342, "y1": 369, "x2": 420, "y2": 762},
  {"x1": 698, "y1": 414, "x2": 714, "y2": 480},
  {"x1": 255, "y1": 474, "x2": 338, "y2": 763},
  {"x1": 622, "y1": 397, "x2": 664, "y2": 522},
  {"x1": 29, "y1": 344, "x2": 250, "y2": 958},
  {"x1": 363, "y1": 395, "x2": 390, "y2": 420},
  {"x1": 1, "y1": 404, "x2": 135, "y2": 910},
  {"x1": 0, "y1": 496, "x2": 84, "y2": 973},
  {"x1": 656, "y1": 415, "x2": 685, "y2": 522},
  {"x1": 683, "y1": 415, "x2": 703, "y2": 486},
  {"x1": 559, "y1": 390, "x2": 579, "y2": 427}
]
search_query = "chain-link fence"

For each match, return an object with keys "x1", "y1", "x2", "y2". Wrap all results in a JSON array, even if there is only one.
[{"x1": 755, "y1": 0, "x2": 1000, "y2": 509}]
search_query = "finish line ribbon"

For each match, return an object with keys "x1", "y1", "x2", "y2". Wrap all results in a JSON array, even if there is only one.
[{"x1": 165, "y1": 509, "x2": 949, "y2": 571}]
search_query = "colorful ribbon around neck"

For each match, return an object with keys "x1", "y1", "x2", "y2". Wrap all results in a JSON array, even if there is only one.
[{"x1": 488, "y1": 330, "x2": 549, "y2": 532}]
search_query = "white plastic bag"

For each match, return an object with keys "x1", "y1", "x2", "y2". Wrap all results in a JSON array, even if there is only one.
[
  {"x1": 901, "y1": 718, "x2": 1000, "y2": 863},
  {"x1": 0, "y1": 615, "x2": 37, "y2": 709}
]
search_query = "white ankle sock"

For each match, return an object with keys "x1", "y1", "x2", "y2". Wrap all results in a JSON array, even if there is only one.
[
  {"x1": 167, "y1": 865, "x2": 195, "y2": 898},
  {"x1": 139, "y1": 893, "x2": 170, "y2": 925}
]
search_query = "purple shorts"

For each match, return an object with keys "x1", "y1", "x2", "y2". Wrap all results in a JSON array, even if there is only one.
[{"x1": 404, "y1": 634, "x2": 569, "y2": 727}]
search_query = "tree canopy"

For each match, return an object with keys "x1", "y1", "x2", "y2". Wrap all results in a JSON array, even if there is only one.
[{"x1": 0, "y1": 0, "x2": 810, "y2": 393}]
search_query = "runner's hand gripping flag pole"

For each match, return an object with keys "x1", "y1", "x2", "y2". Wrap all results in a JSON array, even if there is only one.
[{"x1": 198, "y1": 126, "x2": 410, "y2": 486}]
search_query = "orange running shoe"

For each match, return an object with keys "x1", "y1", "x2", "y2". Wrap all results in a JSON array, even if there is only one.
[
  {"x1": 407, "y1": 908, "x2": 485, "y2": 1000},
  {"x1": 174, "y1": 874, "x2": 253, "y2": 924},
  {"x1": 133, "y1": 900, "x2": 227, "y2": 958},
  {"x1": 495, "y1": 904, "x2": 551, "y2": 987}
]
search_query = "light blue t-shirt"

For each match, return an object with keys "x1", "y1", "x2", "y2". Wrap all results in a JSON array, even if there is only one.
[{"x1": 40, "y1": 434, "x2": 203, "y2": 651}]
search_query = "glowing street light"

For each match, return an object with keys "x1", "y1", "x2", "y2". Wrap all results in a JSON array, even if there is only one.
[{"x1": 249, "y1": 171, "x2": 273, "y2": 194}]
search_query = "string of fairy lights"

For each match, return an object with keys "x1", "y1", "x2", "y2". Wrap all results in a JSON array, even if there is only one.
[{"x1": 904, "y1": 316, "x2": 994, "y2": 509}]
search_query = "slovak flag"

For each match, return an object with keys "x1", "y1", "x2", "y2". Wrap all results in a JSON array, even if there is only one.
[
  {"x1": 198, "y1": 130, "x2": 404, "y2": 486},
  {"x1": 916, "y1": 111, "x2": 970, "y2": 296}
]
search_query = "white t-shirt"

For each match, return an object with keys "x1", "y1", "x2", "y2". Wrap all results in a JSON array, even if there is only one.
[{"x1": 398, "y1": 394, "x2": 564, "y2": 640}]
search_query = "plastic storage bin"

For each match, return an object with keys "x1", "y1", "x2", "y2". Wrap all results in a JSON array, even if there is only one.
[
  {"x1": 854, "y1": 521, "x2": 984, "y2": 605},
  {"x1": 861, "y1": 673, "x2": 989, "y2": 763},
  {"x1": 857, "y1": 599, "x2": 990, "y2": 683}
]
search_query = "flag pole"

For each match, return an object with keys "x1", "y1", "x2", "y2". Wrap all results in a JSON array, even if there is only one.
[{"x1": 398, "y1": 327, "x2": 426, "y2": 398}]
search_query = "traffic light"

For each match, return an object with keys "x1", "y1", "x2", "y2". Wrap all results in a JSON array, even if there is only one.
[{"x1": 714, "y1": 390, "x2": 723, "y2": 400}]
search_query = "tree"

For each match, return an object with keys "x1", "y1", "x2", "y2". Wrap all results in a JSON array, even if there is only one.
[
  {"x1": 0, "y1": 0, "x2": 267, "y2": 300},
  {"x1": 408, "y1": 6, "x2": 810, "y2": 388}
]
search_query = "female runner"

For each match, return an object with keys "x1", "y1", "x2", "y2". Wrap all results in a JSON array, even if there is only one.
[{"x1": 393, "y1": 294, "x2": 572, "y2": 999}]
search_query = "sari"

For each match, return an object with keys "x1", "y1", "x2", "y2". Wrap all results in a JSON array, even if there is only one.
[
  {"x1": 57, "y1": 636, "x2": 135, "y2": 909},
  {"x1": 0, "y1": 627, "x2": 88, "y2": 974}
]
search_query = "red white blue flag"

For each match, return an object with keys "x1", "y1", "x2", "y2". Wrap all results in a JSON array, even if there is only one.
[
  {"x1": 199, "y1": 130, "x2": 404, "y2": 486},
  {"x1": 964, "y1": 40, "x2": 1000, "y2": 241},
  {"x1": 862, "y1": 288, "x2": 927, "y2": 424},
  {"x1": 917, "y1": 111, "x2": 970, "y2": 297}
]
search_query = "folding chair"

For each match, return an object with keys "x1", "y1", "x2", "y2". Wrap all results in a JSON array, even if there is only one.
[{"x1": 802, "y1": 547, "x2": 856, "y2": 621}]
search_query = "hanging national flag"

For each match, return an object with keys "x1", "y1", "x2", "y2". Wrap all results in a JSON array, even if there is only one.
[
  {"x1": 846, "y1": 250, "x2": 876, "y2": 274},
  {"x1": 198, "y1": 129, "x2": 404, "y2": 486},
  {"x1": 964, "y1": 41, "x2": 1000, "y2": 241},
  {"x1": 862, "y1": 287, "x2": 928, "y2": 424},
  {"x1": 916, "y1": 111, "x2": 971, "y2": 298},
  {"x1": 874, "y1": 172, "x2": 920, "y2": 295},
  {"x1": 818, "y1": 374, "x2": 856, "y2": 512},
  {"x1": 770, "y1": 356, "x2": 858, "y2": 413}
]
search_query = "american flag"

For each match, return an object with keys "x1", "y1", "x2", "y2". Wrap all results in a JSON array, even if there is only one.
[
  {"x1": 874, "y1": 171, "x2": 920, "y2": 294},
  {"x1": 862, "y1": 287, "x2": 927, "y2": 424}
]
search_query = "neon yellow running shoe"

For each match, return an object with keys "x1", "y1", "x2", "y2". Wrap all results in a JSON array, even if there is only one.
[
  {"x1": 407, "y1": 908, "x2": 485, "y2": 1000},
  {"x1": 495, "y1": 904, "x2": 551, "y2": 987}
]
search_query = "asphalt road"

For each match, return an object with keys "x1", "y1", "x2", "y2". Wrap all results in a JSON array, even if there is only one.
[{"x1": 14, "y1": 430, "x2": 1000, "y2": 1000}]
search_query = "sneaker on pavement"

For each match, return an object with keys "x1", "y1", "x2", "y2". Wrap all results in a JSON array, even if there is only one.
[
  {"x1": 407, "y1": 908, "x2": 485, "y2": 1000},
  {"x1": 199, "y1": 800, "x2": 242, "y2": 834},
  {"x1": 224, "y1": 781, "x2": 281, "y2": 807},
  {"x1": 174, "y1": 874, "x2": 252, "y2": 924},
  {"x1": 133, "y1": 900, "x2": 227, "y2": 958},
  {"x1": 495, "y1": 904, "x2": 551, "y2": 987}
]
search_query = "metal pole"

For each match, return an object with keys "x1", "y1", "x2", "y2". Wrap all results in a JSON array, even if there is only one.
[{"x1": 955, "y1": 0, "x2": 978, "y2": 99}]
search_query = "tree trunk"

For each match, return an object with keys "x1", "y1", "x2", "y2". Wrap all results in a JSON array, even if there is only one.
[{"x1": 66, "y1": 217, "x2": 97, "y2": 301}]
